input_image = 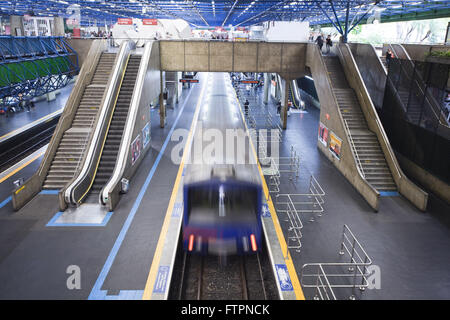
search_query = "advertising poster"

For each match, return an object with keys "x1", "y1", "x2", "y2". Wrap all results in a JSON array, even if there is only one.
[
  {"x1": 131, "y1": 134, "x2": 141, "y2": 165},
  {"x1": 142, "y1": 122, "x2": 150, "y2": 149},
  {"x1": 318, "y1": 122, "x2": 328, "y2": 147},
  {"x1": 329, "y1": 131, "x2": 342, "y2": 160}
]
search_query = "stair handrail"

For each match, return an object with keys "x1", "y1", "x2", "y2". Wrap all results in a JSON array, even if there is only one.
[
  {"x1": 64, "y1": 40, "x2": 135, "y2": 206},
  {"x1": 101, "y1": 41, "x2": 154, "y2": 208},
  {"x1": 343, "y1": 119, "x2": 365, "y2": 179},
  {"x1": 389, "y1": 44, "x2": 449, "y2": 128}
]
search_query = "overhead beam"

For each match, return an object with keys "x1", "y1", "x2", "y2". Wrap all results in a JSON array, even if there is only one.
[{"x1": 222, "y1": 0, "x2": 239, "y2": 27}]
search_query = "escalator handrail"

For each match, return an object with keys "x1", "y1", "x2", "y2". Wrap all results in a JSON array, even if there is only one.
[
  {"x1": 101, "y1": 41, "x2": 153, "y2": 206},
  {"x1": 64, "y1": 40, "x2": 135, "y2": 205}
]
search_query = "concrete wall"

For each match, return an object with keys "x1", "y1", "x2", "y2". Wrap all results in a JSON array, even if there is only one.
[
  {"x1": 401, "y1": 44, "x2": 450, "y2": 62},
  {"x1": 305, "y1": 43, "x2": 380, "y2": 211},
  {"x1": 12, "y1": 40, "x2": 108, "y2": 210},
  {"x1": 53, "y1": 17, "x2": 65, "y2": 36},
  {"x1": 395, "y1": 152, "x2": 450, "y2": 205},
  {"x1": 160, "y1": 40, "x2": 307, "y2": 79},
  {"x1": 66, "y1": 39, "x2": 95, "y2": 69},
  {"x1": 348, "y1": 43, "x2": 387, "y2": 110},
  {"x1": 10, "y1": 15, "x2": 24, "y2": 36}
]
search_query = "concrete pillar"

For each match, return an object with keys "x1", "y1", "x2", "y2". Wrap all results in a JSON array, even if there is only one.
[
  {"x1": 263, "y1": 73, "x2": 269, "y2": 104},
  {"x1": 160, "y1": 71, "x2": 166, "y2": 128},
  {"x1": 281, "y1": 78, "x2": 290, "y2": 130},
  {"x1": 10, "y1": 16, "x2": 24, "y2": 36},
  {"x1": 53, "y1": 17, "x2": 65, "y2": 36},
  {"x1": 176, "y1": 71, "x2": 182, "y2": 103},
  {"x1": 46, "y1": 91, "x2": 56, "y2": 102}
]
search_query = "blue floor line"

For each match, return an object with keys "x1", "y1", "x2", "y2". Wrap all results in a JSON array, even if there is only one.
[
  {"x1": 379, "y1": 191, "x2": 400, "y2": 197},
  {"x1": 0, "y1": 196, "x2": 11, "y2": 209},
  {"x1": 88, "y1": 87, "x2": 195, "y2": 300},
  {"x1": 39, "y1": 190, "x2": 59, "y2": 195}
]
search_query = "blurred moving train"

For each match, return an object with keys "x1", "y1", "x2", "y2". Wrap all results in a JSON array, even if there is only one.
[{"x1": 182, "y1": 73, "x2": 263, "y2": 255}]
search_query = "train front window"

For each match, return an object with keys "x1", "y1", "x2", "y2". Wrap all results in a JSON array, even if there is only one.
[{"x1": 187, "y1": 183, "x2": 258, "y2": 224}]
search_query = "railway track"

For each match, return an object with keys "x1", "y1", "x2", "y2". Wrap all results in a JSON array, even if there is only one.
[
  {"x1": 0, "y1": 114, "x2": 59, "y2": 172},
  {"x1": 170, "y1": 236, "x2": 279, "y2": 300}
]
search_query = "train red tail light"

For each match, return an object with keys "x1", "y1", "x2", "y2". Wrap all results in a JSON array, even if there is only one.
[
  {"x1": 188, "y1": 234, "x2": 194, "y2": 251},
  {"x1": 250, "y1": 234, "x2": 257, "y2": 251}
]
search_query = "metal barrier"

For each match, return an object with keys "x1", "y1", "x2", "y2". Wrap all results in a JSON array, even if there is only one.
[
  {"x1": 274, "y1": 174, "x2": 325, "y2": 256},
  {"x1": 260, "y1": 146, "x2": 300, "y2": 193},
  {"x1": 300, "y1": 224, "x2": 373, "y2": 300}
]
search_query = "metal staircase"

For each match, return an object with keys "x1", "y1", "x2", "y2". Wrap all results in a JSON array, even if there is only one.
[
  {"x1": 324, "y1": 56, "x2": 396, "y2": 191},
  {"x1": 43, "y1": 52, "x2": 116, "y2": 190},
  {"x1": 89, "y1": 55, "x2": 141, "y2": 198}
]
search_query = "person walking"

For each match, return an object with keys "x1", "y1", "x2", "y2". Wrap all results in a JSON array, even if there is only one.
[
  {"x1": 325, "y1": 35, "x2": 332, "y2": 54},
  {"x1": 315, "y1": 34, "x2": 324, "y2": 53},
  {"x1": 385, "y1": 49, "x2": 394, "y2": 67},
  {"x1": 244, "y1": 99, "x2": 249, "y2": 116}
]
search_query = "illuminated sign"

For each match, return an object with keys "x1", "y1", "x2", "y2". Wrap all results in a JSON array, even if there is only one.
[
  {"x1": 143, "y1": 19, "x2": 158, "y2": 26},
  {"x1": 241, "y1": 80, "x2": 259, "y2": 84},
  {"x1": 118, "y1": 18, "x2": 132, "y2": 25},
  {"x1": 180, "y1": 79, "x2": 199, "y2": 83}
]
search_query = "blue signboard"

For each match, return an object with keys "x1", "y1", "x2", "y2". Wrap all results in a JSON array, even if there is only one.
[
  {"x1": 275, "y1": 264, "x2": 293, "y2": 291},
  {"x1": 153, "y1": 266, "x2": 170, "y2": 294},
  {"x1": 261, "y1": 203, "x2": 271, "y2": 217}
]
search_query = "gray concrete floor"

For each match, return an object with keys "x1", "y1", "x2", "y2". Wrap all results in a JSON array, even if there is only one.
[
  {"x1": 0, "y1": 78, "x2": 202, "y2": 299},
  {"x1": 240, "y1": 83, "x2": 450, "y2": 300},
  {"x1": 0, "y1": 74, "x2": 449, "y2": 300}
]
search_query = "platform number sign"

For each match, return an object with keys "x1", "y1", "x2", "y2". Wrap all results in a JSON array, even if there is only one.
[
  {"x1": 153, "y1": 265, "x2": 170, "y2": 294},
  {"x1": 275, "y1": 264, "x2": 293, "y2": 291},
  {"x1": 262, "y1": 204, "x2": 271, "y2": 217}
]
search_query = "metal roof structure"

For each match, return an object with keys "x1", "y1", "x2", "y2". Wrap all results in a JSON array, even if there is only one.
[{"x1": 0, "y1": 1, "x2": 448, "y2": 29}]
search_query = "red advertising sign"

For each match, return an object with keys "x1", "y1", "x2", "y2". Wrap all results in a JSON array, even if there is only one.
[
  {"x1": 241, "y1": 80, "x2": 259, "y2": 84},
  {"x1": 72, "y1": 28, "x2": 81, "y2": 38},
  {"x1": 143, "y1": 19, "x2": 158, "y2": 26},
  {"x1": 118, "y1": 18, "x2": 133, "y2": 25},
  {"x1": 180, "y1": 79, "x2": 199, "y2": 83}
]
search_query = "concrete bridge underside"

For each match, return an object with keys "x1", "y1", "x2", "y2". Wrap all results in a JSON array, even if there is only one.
[{"x1": 159, "y1": 40, "x2": 307, "y2": 80}]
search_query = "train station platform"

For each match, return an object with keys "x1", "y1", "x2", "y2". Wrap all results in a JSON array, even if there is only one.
[
  {"x1": 0, "y1": 84, "x2": 73, "y2": 142},
  {"x1": 0, "y1": 74, "x2": 202, "y2": 299},
  {"x1": 0, "y1": 71, "x2": 449, "y2": 300},
  {"x1": 238, "y1": 78, "x2": 450, "y2": 300}
]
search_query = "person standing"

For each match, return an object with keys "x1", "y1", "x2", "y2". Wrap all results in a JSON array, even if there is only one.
[
  {"x1": 325, "y1": 35, "x2": 332, "y2": 54},
  {"x1": 244, "y1": 99, "x2": 249, "y2": 116},
  {"x1": 385, "y1": 49, "x2": 393, "y2": 67},
  {"x1": 315, "y1": 34, "x2": 324, "y2": 53}
]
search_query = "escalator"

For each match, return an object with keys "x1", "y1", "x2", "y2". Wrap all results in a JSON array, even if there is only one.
[
  {"x1": 43, "y1": 52, "x2": 116, "y2": 190},
  {"x1": 86, "y1": 55, "x2": 141, "y2": 201}
]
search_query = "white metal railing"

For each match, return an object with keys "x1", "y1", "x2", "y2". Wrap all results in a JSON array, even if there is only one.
[{"x1": 301, "y1": 224, "x2": 373, "y2": 300}]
